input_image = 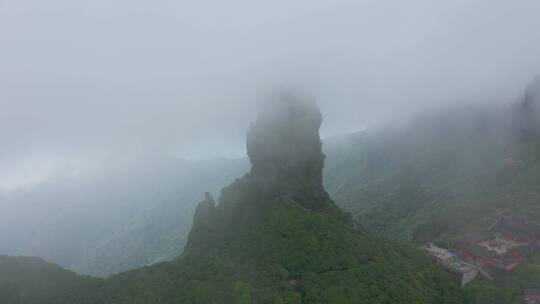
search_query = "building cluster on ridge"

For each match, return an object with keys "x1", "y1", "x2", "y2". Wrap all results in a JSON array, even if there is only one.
[
  {"x1": 458, "y1": 217, "x2": 540, "y2": 271},
  {"x1": 424, "y1": 217, "x2": 540, "y2": 292}
]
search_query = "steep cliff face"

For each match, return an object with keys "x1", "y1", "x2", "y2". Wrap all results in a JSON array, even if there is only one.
[
  {"x1": 246, "y1": 92, "x2": 327, "y2": 208},
  {"x1": 171, "y1": 93, "x2": 465, "y2": 304},
  {"x1": 0, "y1": 93, "x2": 467, "y2": 304}
]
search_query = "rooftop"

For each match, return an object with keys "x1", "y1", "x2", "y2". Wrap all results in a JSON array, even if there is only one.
[
  {"x1": 441, "y1": 257, "x2": 476, "y2": 274},
  {"x1": 423, "y1": 243, "x2": 454, "y2": 261}
]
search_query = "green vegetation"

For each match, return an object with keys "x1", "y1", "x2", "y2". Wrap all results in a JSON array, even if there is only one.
[
  {"x1": 102, "y1": 178, "x2": 465, "y2": 304},
  {"x1": 325, "y1": 106, "x2": 540, "y2": 243},
  {"x1": 5, "y1": 94, "x2": 540, "y2": 303},
  {"x1": 323, "y1": 104, "x2": 540, "y2": 303},
  {"x1": 0, "y1": 178, "x2": 465, "y2": 304},
  {"x1": 463, "y1": 255, "x2": 540, "y2": 304},
  {"x1": 97, "y1": 96, "x2": 466, "y2": 303},
  {"x1": 0, "y1": 256, "x2": 104, "y2": 304},
  {"x1": 0, "y1": 96, "x2": 468, "y2": 303}
]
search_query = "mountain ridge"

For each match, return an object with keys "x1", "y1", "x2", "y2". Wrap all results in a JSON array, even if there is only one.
[{"x1": 0, "y1": 93, "x2": 465, "y2": 304}]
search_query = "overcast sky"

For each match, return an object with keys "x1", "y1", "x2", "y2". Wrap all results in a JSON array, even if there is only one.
[{"x1": 1, "y1": 0, "x2": 540, "y2": 193}]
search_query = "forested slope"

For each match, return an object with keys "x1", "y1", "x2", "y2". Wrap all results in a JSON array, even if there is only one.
[{"x1": 0, "y1": 95, "x2": 466, "y2": 304}]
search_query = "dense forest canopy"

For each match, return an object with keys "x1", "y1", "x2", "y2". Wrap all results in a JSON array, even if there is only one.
[{"x1": 0, "y1": 94, "x2": 469, "y2": 304}]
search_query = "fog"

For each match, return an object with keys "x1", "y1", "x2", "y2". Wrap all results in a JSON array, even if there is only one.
[{"x1": 1, "y1": 0, "x2": 540, "y2": 195}]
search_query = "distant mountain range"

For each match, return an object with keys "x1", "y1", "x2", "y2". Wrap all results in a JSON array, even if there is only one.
[
  {"x1": 322, "y1": 78, "x2": 540, "y2": 303},
  {"x1": 0, "y1": 156, "x2": 249, "y2": 276}
]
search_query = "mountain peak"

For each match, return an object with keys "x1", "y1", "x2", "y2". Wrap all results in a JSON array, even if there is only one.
[{"x1": 246, "y1": 91, "x2": 327, "y2": 208}]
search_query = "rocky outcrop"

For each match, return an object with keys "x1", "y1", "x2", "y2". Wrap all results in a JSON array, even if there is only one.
[
  {"x1": 245, "y1": 91, "x2": 328, "y2": 208},
  {"x1": 520, "y1": 76, "x2": 540, "y2": 132},
  {"x1": 191, "y1": 192, "x2": 216, "y2": 230}
]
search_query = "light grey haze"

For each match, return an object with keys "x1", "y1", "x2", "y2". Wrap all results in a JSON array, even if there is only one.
[{"x1": 1, "y1": 0, "x2": 540, "y2": 194}]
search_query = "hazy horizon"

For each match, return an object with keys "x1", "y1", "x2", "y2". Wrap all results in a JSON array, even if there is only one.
[{"x1": 2, "y1": 0, "x2": 540, "y2": 194}]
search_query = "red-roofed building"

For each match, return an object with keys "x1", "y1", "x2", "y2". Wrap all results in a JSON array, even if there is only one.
[{"x1": 458, "y1": 236, "x2": 526, "y2": 271}]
